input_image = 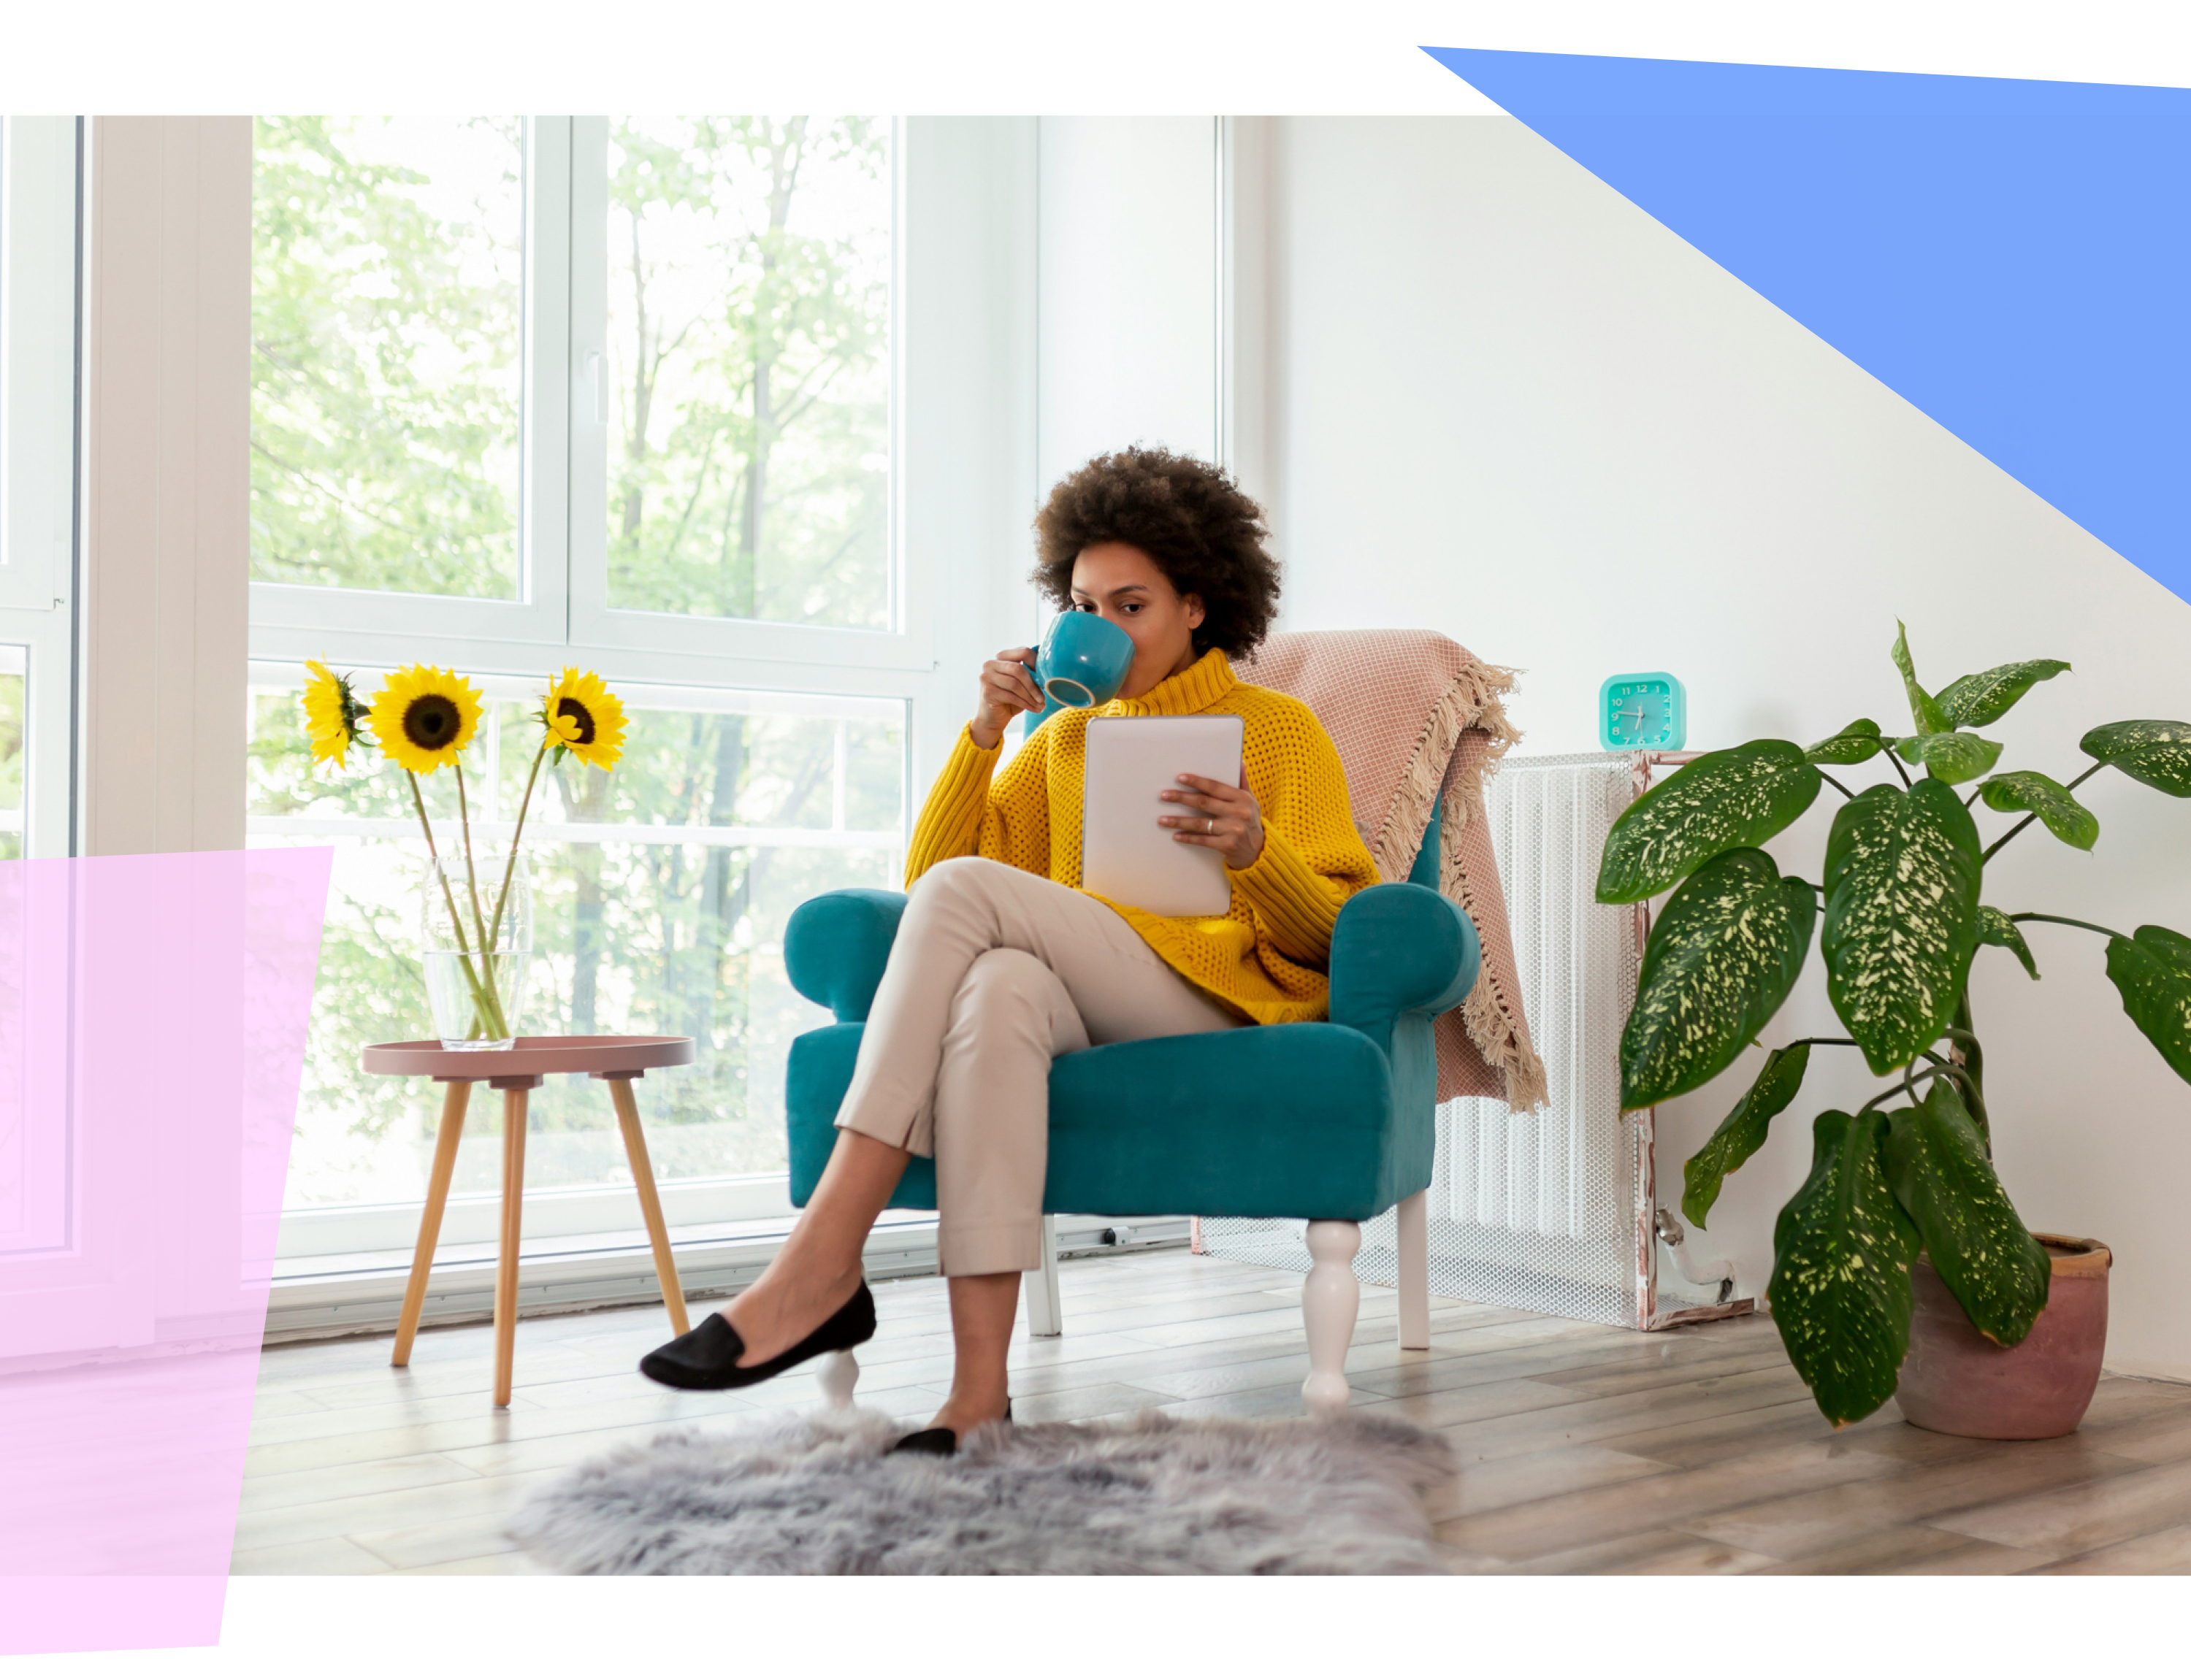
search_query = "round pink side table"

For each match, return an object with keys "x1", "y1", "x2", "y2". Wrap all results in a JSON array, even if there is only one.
[{"x1": 361, "y1": 1035, "x2": 696, "y2": 1407}]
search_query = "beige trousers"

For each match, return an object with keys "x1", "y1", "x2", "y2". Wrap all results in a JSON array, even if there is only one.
[{"x1": 834, "y1": 855, "x2": 1241, "y2": 1275}]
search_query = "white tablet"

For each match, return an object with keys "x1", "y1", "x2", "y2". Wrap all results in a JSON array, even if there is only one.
[{"x1": 1081, "y1": 714, "x2": 1247, "y2": 917}]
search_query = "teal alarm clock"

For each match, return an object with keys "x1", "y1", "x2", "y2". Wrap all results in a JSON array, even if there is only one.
[{"x1": 1599, "y1": 672, "x2": 1687, "y2": 751}]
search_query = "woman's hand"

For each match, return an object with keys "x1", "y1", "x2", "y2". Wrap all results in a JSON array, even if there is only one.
[
  {"x1": 1161, "y1": 772, "x2": 1266, "y2": 870},
  {"x1": 970, "y1": 647, "x2": 1043, "y2": 751}
]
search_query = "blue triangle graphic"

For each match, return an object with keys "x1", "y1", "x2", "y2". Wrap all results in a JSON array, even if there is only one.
[{"x1": 1424, "y1": 47, "x2": 2191, "y2": 604}]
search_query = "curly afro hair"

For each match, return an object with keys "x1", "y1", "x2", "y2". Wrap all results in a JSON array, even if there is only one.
[{"x1": 1032, "y1": 448, "x2": 1280, "y2": 659}]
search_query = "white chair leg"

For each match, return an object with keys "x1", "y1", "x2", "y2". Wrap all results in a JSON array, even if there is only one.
[
  {"x1": 1300, "y1": 1219, "x2": 1361, "y2": 1417},
  {"x1": 819, "y1": 1349, "x2": 860, "y2": 1411},
  {"x1": 1396, "y1": 1189, "x2": 1430, "y2": 1351},
  {"x1": 1023, "y1": 1214, "x2": 1063, "y2": 1338}
]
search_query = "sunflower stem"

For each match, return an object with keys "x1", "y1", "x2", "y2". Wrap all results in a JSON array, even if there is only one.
[
  {"x1": 488, "y1": 741, "x2": 548, "y2": 956},
  {"x1": 453, "y1": 762, "x2": 510, "y2": 1041},
  {"x1": 408, "y1": 768, "x2": 502, "y2": 1041},
  {"x1": 408, "y1": 772, "x2": 467, "y2": 954}
]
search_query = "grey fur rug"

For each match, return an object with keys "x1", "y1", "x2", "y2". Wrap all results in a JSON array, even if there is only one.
[{"x1": 508, "y1": 1407, "x2": 1455, "y2": 1575}]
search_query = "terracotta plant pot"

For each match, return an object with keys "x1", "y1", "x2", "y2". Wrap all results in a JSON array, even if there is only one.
[{"x1": 1894, "y1": 1234, "x2": 2112, "y2": 1440}]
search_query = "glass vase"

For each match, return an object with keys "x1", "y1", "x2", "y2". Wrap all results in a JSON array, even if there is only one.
[{"x1": 421, "y1": 849, "x2": 532, "y2": 1051}]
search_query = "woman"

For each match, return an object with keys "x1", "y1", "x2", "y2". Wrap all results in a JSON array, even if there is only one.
[{"x1": 639, "y1": 448, "x2": 1379, "y2": 1451}]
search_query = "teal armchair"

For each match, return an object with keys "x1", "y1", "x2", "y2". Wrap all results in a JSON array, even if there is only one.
[
  {"x1": 781, "y1": 812, "x2": 1478, "y2": 1416},
  {"x1": 780, "y1": 806, "x2": 1481, "y2": 1411}
]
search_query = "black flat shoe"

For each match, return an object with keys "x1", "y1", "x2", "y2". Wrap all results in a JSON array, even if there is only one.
[
  {"x1": 887, "y1": 1400, "x2": 1012, "y2": 1457},
  {"x1": 638, "y1": 1283, "x2": 876, "y2": 1392}
]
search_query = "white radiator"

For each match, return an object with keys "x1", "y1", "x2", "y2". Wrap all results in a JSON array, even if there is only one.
[
  {"x1": 1201, "y1": 752, "x2": 1739, "y2": 1331},
  {"x1": 1434, "y1": 753, "x2": 1640, "y2": 1324}
]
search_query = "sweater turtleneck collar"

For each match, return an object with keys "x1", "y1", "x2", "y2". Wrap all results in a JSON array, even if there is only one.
[{"x1": 1101, "y1": 647, "x2": 1237, "y2": 718}]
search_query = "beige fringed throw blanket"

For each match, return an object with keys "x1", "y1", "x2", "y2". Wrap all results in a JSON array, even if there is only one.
[{"x1": 1239, "y1": 630, "x2": 1547, "y2": 1111}]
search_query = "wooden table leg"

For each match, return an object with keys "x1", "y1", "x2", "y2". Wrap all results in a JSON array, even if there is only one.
[
  {"x1": 392, "y1": 1079, "x2": 472, "y2": 1367},
  {"x1": 605, "y1": 1074, "x2": 690, "y2": 1336},
  {"x1": 492, "y1": 1079, "x2": 535, "y2": 1408}
]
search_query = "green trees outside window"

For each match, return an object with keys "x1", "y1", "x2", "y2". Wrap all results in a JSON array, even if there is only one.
[
  {"x1": 251, "y1": 115, "x2": 525, "y2": 599},
  {"x1": 605, "y1": 115, "x2": 890, "y2": 627}
]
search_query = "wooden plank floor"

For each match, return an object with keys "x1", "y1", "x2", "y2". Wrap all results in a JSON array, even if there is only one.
[{"x1": 234, "y1": 1247, "x2": 2191, "y2": 1575}]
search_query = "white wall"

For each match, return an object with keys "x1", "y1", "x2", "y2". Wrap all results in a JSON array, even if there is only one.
[
  {"x1": 1258, "y1": 115, "x2": 2191, "y2": 1378},
  {"x1": 1038, "y1": 118, "x2": 1217, "y2": 496}
]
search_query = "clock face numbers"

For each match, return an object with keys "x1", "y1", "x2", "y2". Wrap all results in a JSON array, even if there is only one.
[
  {"x1": 1598, "y1": 672, "x2": 1687, "y2": 751},
  {"x1": 1607, "y1": 680, "x2": 1675, "y2": 748}
]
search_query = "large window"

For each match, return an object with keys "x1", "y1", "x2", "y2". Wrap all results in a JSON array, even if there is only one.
[{"x1": 248, "y1": 116, "x2": 922, "y2": 1243}]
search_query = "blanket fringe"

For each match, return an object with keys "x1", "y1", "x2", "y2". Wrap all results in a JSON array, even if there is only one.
[
  {"x1": 1370, "y1": 658, "x2": 1546, "y2": 1113},
  {"x1": 1368, "y1": 659, "x2": 1518, "y2": 883}
]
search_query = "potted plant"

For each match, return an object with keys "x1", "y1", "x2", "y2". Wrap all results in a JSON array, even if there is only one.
[{"x1": 1596, "y1": 625, "x2": 2191, "y2": 1434}]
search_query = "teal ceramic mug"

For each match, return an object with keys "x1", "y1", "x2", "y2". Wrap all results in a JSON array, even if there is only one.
[{"x1": 1021, "y1": 610, "x2": 1136, "y2": 734}]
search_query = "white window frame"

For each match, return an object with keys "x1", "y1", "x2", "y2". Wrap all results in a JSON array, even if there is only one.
[{"x1": 248, "y1": 115, "x2": 1039, "y2": 1258}]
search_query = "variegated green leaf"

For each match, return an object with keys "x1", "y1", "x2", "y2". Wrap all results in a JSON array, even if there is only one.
[
  {"x1": 2081, "y1": 720, "x2": 2191, "y2": 798},
  {"x1": 1823, "y1": 781, "x2": 1983, "y2": 1075},
  {"x1": 1978, "y1": 770, "x2": 2099, "y2": 850},
  {"x1": 1595, "y1": 740, "x2": 1821, "y2": 905},
  {"x1": 2104, "y1": 924, "x2": 2191, "y2": 1086},
  {"x1": 1884, "y1": 1081, "x2": 2050, "y2": 1348},
  {"x1": 1891, "y1": 621, "x2": 1951, "y2": 737},
  {"x1": 1682, "y1": 1042, "x2": 1810, "y2": 1230},
  {"x1": 1894, "y1": 730, "x2": 2003, "y2": 786},
  {"x1": 1806, "y1": 718, "x2": 1884, "y2": 766},
  {"x1": 1935, "y1": 659, "x2": 2071, "y2": 728},
  {"x1": 1976, "y1": 907, "x2": 2040, "y2": 980},
  {"x1": 1620, "y1": 848, "x2": 1816, "y2": 1110},
  {"x1": 1769, "y1": 1108, "x2": 1919, "y2": 1427}
]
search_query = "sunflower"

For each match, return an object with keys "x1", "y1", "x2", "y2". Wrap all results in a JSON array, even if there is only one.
[
  {"x1": 301, "y1": 659, "x2": 368, "y2": 767},
  {"x1": 369, "y1": 664, "x2": 483, "y2": 775},
  {"x1": 540, "y1": 668, "x2": 627, "y2": 771}
]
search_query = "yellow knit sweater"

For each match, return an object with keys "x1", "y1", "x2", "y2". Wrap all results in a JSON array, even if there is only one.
[{"x1": 904, "y1": 648, "x2": 1380, "y2": 1025}]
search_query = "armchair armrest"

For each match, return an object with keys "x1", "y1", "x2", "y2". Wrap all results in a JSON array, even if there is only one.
[
  {"x1": 789, "y1": 882, "x2": 1479, "y2": 1036},
  {"x1": 1328, "y1": 883, "x2": 1480, "y2": 1045},
  {"x1": 784, "y1": 889, "x2": 909, "y2": 1023}
]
